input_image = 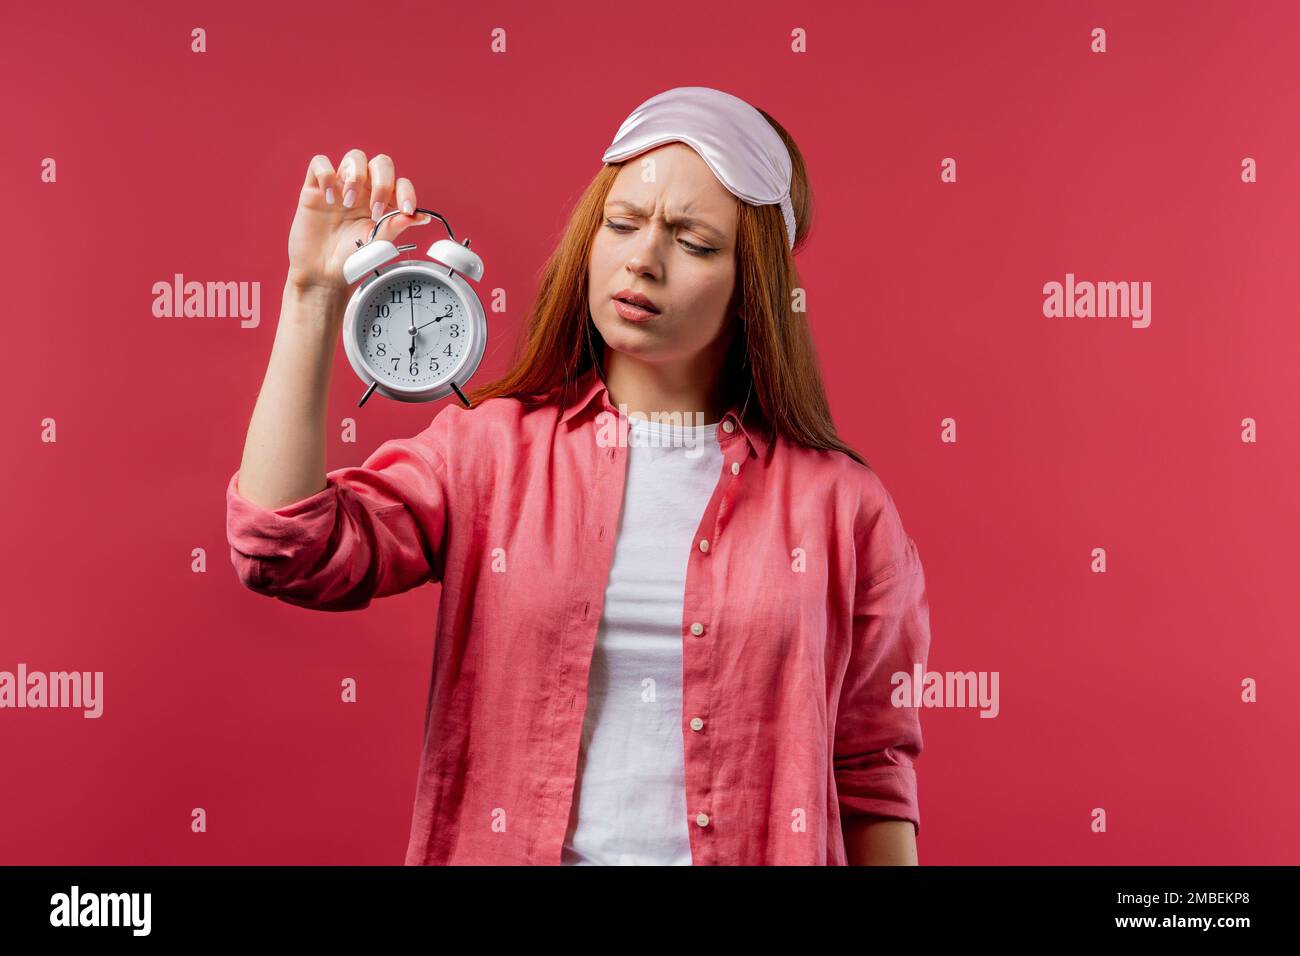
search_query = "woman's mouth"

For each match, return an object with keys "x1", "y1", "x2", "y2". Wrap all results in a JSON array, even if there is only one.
[{"x1": 612, "y1": 292, "x2": 661, "y2": 322}]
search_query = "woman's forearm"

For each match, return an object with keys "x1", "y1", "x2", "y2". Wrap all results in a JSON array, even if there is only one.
[
  {"x1": 236, "y1": 279, "x2": 347, "y2": 510},
  {"x1": 843, "y1": 818, "x2": 919, "y2": 865}
]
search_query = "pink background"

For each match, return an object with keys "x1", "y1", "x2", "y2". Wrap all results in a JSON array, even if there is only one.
[{"x1": 3, "y1": 0, "x2": 1298, "y2": 864}]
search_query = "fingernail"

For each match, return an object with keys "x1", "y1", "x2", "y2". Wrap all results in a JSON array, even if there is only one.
[
  {"x1": 372, "y1": 201, "x2": 385, "y2": 221},
  {"x1": 325, "y1": 187, "x2": 336, "y2": 205},
  {"x1": 402, "y1": 200, "x2": 414, "y2": 215},
  {"x1": 343, "y1": 188, "x2": 356, "y2": 208}
]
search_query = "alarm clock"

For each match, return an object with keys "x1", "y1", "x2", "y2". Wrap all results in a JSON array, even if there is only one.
[{"x1": 340, "y1": 208, "x2": 487, "y2": 408}]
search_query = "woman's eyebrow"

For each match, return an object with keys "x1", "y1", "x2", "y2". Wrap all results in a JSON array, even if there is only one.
[{"x1": 605, "y1": 199, "x2": 726, "y2": 243}]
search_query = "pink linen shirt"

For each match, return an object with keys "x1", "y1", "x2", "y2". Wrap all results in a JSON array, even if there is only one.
[{"x1": 225, "y1": 365, "x2": 932, "y2": 865}]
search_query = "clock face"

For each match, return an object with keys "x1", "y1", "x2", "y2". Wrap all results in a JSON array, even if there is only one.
[{"x1": 355, "y1": 273, "x2": 472, "y2": 388}]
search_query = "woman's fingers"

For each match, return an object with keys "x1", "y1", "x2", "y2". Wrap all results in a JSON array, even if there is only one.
[
  {"x1": 300, "y1": 150, "x2": 426, "y2": 225},
  {"x1": 337, "y1": 148, "x2": 369, "y2": 209},
  {"x1": 394, "y1": 176, "x2": 417, "y2": 216},
  {"x1": 298, "y1": 149, "x2": 429, "y2": 247},
  {"x1": 304, "y1": 154, "x2": 338, "y2": 205},
  {"x1": 368, "y1": 154, "x2": 396, "y2": 221},
  {"x1": 374, "y1": 176, "x2": 432, "y2": 242}
]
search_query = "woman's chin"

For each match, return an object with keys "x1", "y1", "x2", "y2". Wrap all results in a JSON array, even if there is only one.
[{"x1": 595, "y1": 320, "x2": 661, "y2": 355}]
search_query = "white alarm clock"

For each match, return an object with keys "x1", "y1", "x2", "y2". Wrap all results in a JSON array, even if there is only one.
[{"x1": 340, "y1": 209, "x2": 487, "y2": 408}]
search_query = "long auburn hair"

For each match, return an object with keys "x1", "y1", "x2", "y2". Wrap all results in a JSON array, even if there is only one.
[{"x1": 463, "y1": 106, "x2": 868, "y2": 468}]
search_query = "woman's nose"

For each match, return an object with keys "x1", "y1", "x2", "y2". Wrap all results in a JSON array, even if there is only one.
[
  {"x1": 626, "y1": 227, "x2": 665, "y2": 276},
  {"x1": 626, "y1": 255, "x2": 657, "y2": 278}
]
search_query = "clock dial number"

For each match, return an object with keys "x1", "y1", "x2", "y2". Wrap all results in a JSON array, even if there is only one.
[{"x1": 388, "y1": 280, "x2": 428, "y2": 305}]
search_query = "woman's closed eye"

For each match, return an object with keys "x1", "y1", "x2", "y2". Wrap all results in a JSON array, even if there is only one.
[{"x1": 603, "y1": 219, "x2": 718, "y2": 256}]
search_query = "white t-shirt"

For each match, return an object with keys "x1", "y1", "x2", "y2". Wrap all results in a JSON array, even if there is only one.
[{"x1": 560, "y1": 415, "x2": 723, "y2": 865}]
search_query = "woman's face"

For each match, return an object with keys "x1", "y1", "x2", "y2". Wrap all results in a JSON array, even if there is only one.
[{"x1": 588, "y1": 142, "x2": 740, "y2": 366}]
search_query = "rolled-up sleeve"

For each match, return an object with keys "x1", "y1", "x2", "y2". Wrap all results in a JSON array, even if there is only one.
[
  {"x1": 834, "y1": 483, "x2": 932, "y2": 833},
  {"x1": 225, "y1": 410, "x2": 452, "y2": 612}
]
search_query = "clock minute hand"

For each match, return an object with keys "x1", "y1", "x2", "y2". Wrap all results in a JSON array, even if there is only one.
[{"x1": 408, "y1": 299, "x2": 418, "y2": 360}]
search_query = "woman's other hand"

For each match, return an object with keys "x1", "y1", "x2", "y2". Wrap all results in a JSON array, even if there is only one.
[{"x1": 286, "y1": 149, "x2": 432, "y2": 296}]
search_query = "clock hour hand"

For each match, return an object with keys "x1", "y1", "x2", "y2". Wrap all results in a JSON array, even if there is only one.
[{"x1": 414, "y1": 306, "x2": 454, "y2": 333}]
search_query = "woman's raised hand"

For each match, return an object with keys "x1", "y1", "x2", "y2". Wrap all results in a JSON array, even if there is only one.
[{"x1": 287, "y1": 149, "x2": 432, "y2": 295}]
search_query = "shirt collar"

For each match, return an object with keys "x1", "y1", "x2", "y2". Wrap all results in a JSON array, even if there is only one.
[{"x1": 557, "y1": 365, "x2": 770, "y2": 459}]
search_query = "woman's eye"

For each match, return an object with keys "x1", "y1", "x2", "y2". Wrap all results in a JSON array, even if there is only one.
[
  {"x1": 680, "y1": 239, "x2": 715, "y2": 255},
  {"x1": 604, "y1": 219, "x2": 717, "y2": 256}
]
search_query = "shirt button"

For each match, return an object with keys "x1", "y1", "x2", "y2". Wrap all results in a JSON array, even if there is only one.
[
  {"x1": 689, "y1": 717, "x2": 704, "y2": 731},
  {"x1": 695, "y1": 812, "x2": 710, "y2": 827},
  {"x1": 722, "y1": 420, "x2": 735, "y2": 434},
  {"x1": 730, "y1": 461, "x2": 740, "y2": 475},
  {"x1": 689, "y1": 622, "x2": 704, "y2": 636},
  {"x1": 699, "y1": 538, "x2": 709, "y2": 553}
]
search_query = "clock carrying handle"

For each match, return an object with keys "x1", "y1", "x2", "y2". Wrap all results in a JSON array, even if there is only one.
[
  {"x1": 354, "y1": 207, "x2": 476, "y2": 281},
  {"x1": 362, "y1": 207, "x2": 458, "y2": 245}
]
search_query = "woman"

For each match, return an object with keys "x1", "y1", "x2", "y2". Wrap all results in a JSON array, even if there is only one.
[{"x1": 226, "y1": 87, "x2": 932, "y2": 866}]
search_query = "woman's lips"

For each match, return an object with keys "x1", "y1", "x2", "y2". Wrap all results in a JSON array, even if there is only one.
[{"x1": 613, "y1": 298, "x2": 660, "y2": 322}]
